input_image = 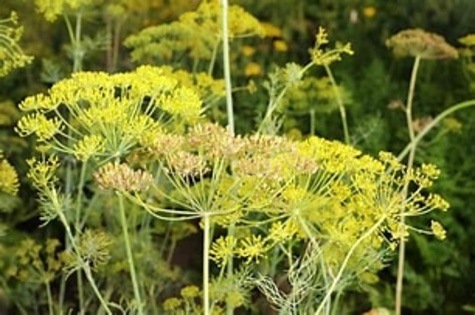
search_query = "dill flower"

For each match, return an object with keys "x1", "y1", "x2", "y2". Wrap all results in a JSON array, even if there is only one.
[
  {"x1": 166, "y1": 151, "x2": 209, "y2": 177},
  {"x1": 362, "y1": 6, "x2": 377, "y2": 19},
  {"x1": 273, "y1": 40, "x2": 288, "y2": 52},
  {"x1": 0, "y1": 152, "x2": 19, "y2": 195},
  {"x1": 34, "y1": 0, "x2": 95, "y2": 22},
  {"x1": 26, "y1": 155, "x2": 60, "y2": 189},
  {"x1": 310, "y1": 27, "x2": 354, "y2": 66},
  {"x1": 244, "y1": 62, "x2": 262, "y2": 77},
  {"x1": 74, "y1": 134, "x2": 106, "y2": 161},
  {"x1": 160, "y1": 86, "x2": 202, "y2": 121},
  {"x1": 77, "y1": 229, "x2": 112, "y2": 269},
  {"x1": 180, "y1": 285, "x2": 200, "y2": 299},
  {"x1": 261, "y1": 22, "x2": 283, "y2": 38},
  {"x1": 241, "y1": 45, "x2": 256, "y2": 57},
  {"x1": 431, "y1": 220, "x2": 446, "y2": 240},
  {"x1": 209, "y1": 236, "x2": 237, "y2": 267},
  {"x1": 16, "y1": 66, "x2": 203, "y2": 161},
  {"x1": 267, "y1": 220, "x2": 299, "y2": 243},
  {"x1": 16, "y1": 113, "x2": 62, "y2": 142},
  {"x1": 125, "y1": 1, "x2": 264, "y2": 63},
  {"x1": 386, "y1": 29, "x2": 458, "y2": 60},
  {"x1": 94, "y1": 162, "x2": 153, "y2": 192},
  {"x1": 237, "y1": 235, "x2": 268, "y2": 264},
  {"x1": 162, "y1": 297, "x2": 182, "y2": 311},
  {"x1": 0, "y1": 12, "x2": 33, "y2": 77}
]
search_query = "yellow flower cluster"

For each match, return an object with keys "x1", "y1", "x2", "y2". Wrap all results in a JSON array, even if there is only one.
[
  {"x1": 4, "y1": 238, "x2": 64, "y2": 284},
  {"x1": 280, "y1": 76, "x2": 339, "y2": 113},
  {"x1": 26, "y1": 155, "x2": 60, "y2": 190},
  {"x1": 132, "y1": 121, "x2": 448, "y2": 278},
  {"x1": 125, "y1": 1, "x2": 264, "y2": 63},
  {"x1": 0, "y1": 12, "x2": 33, "y2": 77},
  {"x1": 0, "y1": 151, "x2": 19, "y2": 195},
  {"x1": 34, "y1": 0, "x2": 97, "y2": 22},
  {"x1": 310, "y1": 27, "x2": 354, "y2": 66},
  {"x1": 16, "y1": 66, "x2": 203, "y2": 162}
]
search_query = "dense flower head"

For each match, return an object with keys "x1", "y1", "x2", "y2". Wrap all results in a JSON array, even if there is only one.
[
  {"x1": 94, "y1": 162, "x2": 153, "y2": 192},
  {"x1": 76, "y1": 229, "x2": 112, "y2": 269},
  {"x1": 16, "y1": 66, "x2": 203, "y2": 162},
  {"x1": 0, "y1": 151, "x2": 19, "y2": 195},
  {"x1": 386, "y1": 29, "x2": 458, "y2": 60},
  {"x1": 26, "y1": 155, "x2": 60, "y2": 190},
  {"x1": 125, "y1": 1, "x2": 264, "y2": 63},
  {"x1": 34, "y1": 0, "x2": 97, "y2": 22},
  {"x1": 0, "y1": 12, "x2": 33, "y2": 77}
]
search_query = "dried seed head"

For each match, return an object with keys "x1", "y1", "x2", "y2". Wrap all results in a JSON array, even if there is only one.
[
  {"x1": 386, "y1": 29, "x2": 458, "y2": 60},
  {"x1": 94, "y1": 162, "x2": 153, "y2": 192}
]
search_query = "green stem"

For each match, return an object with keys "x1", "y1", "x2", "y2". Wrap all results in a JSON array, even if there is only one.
[
  {"x1": 46, "y1": 281, "x2": 54, "y2": 315},
  {"x1": 203, "y1": 213, "x2": 211, "y2": 315},
  {"x1": 54, "y1": 189, "x2": 112, "y2": 314},
  {"x1": 219, "y1": 6, "x2": 237, "y2": 312},
  {"x1": 314, "y1": 217, "x2": 386, "y2": 315},
  {"x1": 59, "y1": 12, "x2": 84, "y2": 310},
  {"x1": 73, "y1": 13, "x2": 83, "y2": 72},
  {"x1": 220, "y1": 0, "x2": 234, "y2": 134},
  {"x1": 118, "y1": 193, "x2": 143, "y2": 314},
  {"x1": 323, "y1": 64, "x2": 350, "y2": 144},
  {"x1": 208, "y1": 40, "x2": 220, "y2": 76},
  {"x1": 258, "y1": 62, "x2": 313, "y2": 134},
  {"x1": 397, "y1": 99, "x2": 475, "y2": 161},
  {"x1": 75, "y1": 163, "x2": 88, "y2": 312},
  {"x1": 226, "y1": 222, "x2": 235, "y2": 315},
  {"x1": 395, "y1": 55, "x2": 421, "y2": 315},
  {"x1": 310, "y1": 109, "x2": 316, "y2": 135}
]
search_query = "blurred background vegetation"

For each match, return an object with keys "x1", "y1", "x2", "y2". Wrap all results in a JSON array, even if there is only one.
[{"x1": 1, "y1": 0, "x2": 474, "y2": 314}]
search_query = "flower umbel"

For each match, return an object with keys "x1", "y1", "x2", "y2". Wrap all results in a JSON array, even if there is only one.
[
  {"x1": 386, "y1": 29, "x2": 458, "y2": 60},
  {"x1": 94, "y1": 162, "x2": 153, "y2": 192},
  {"x1": 0, "y1": 12, "x2": 33, "y2": 77},
  {"x1": 0, "y1": 151, "x2": 19, "y2": 195}
]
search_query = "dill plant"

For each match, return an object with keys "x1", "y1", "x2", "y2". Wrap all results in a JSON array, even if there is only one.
[
  {"x1": 386, "y1": 28, "x2": 475, "y2": 315},
  {"x1": 5, "y1": 2, "x2": 474, "y2": 315}
]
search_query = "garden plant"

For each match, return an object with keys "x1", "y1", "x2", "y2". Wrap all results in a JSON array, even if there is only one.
[{"x1": 1, "y1": 1, "x2": 475, "y2": 314}]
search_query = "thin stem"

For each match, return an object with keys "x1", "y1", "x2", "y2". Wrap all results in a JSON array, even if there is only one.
[
  {"x1": 310, "y1": 109, "x2": 316, "y2": 135},
  {"x1": 395, "y1": 55, "x2": 421, "y2": 315},
  {"x1": 203, "y1": 213, "x2": 211, "y2": 315},
  {"x1": 220, "y1": 0, "x2": 235, "y2": 134},
  {"x1": 73, "y1": 13, "x2": 83, "y2": 72},
  {"x1": 323, "y1": 64, "x2": 350, "y2": 144},
  {"x1": 258, "y1": 62, "x2": 312, "y2": 134},
  {"x1": 118, "y1": 193, "x2": 143, "y2": 314},
  {"x1": 53, "y1": 189, "x2": 112, "y2": 314},
  {"x1": 46, "y1": 281, "x2": 54, "y2": 315},
  {"x1": 75, "y1": 162, "x2": 88, "y2": 312},
  {"x1": 59, "y1": 11, "x2": 84, "y2": 310},
  {"x1": 314, "y1": 217, "x2": 386, "y2": 315},
  {"x1": 397, "y1": 99, "x2": 475, "y2": 161},
  {"x1": 208, "y1": 40, "x2": 220, "y2": 76}
]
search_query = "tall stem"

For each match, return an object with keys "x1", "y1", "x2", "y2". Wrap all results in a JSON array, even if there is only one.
[
  {"x1": 54, "y1": 189, "x2": 112, "y2": 314},
  {"x1": 314, "y1": 217, "x2": 386, "y2": 315},
  {"x1": 118, "y1": 193, "x2": 143, "y2": 314},
  {"x1": 75, "y1": 163, "x2": 87, "y2": 313},
  {"x1": 324, "y1": 64, "x2": 350, "y2": 144},
  {"x1": 203, "y1": 213, "x2": 211, "y2": 315},
  {"x1": 220, "y1": 0, "x2": 234, "y2": 134},
  {"x1": 220, "y1": 2, "x2": 236, "y2": 314},
  {"x1": 397, "y1": 99, "x2": 475, "y2": 161},
  {"x1": 395, "y1": 56, "x2": 421, "y2": 315}
]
